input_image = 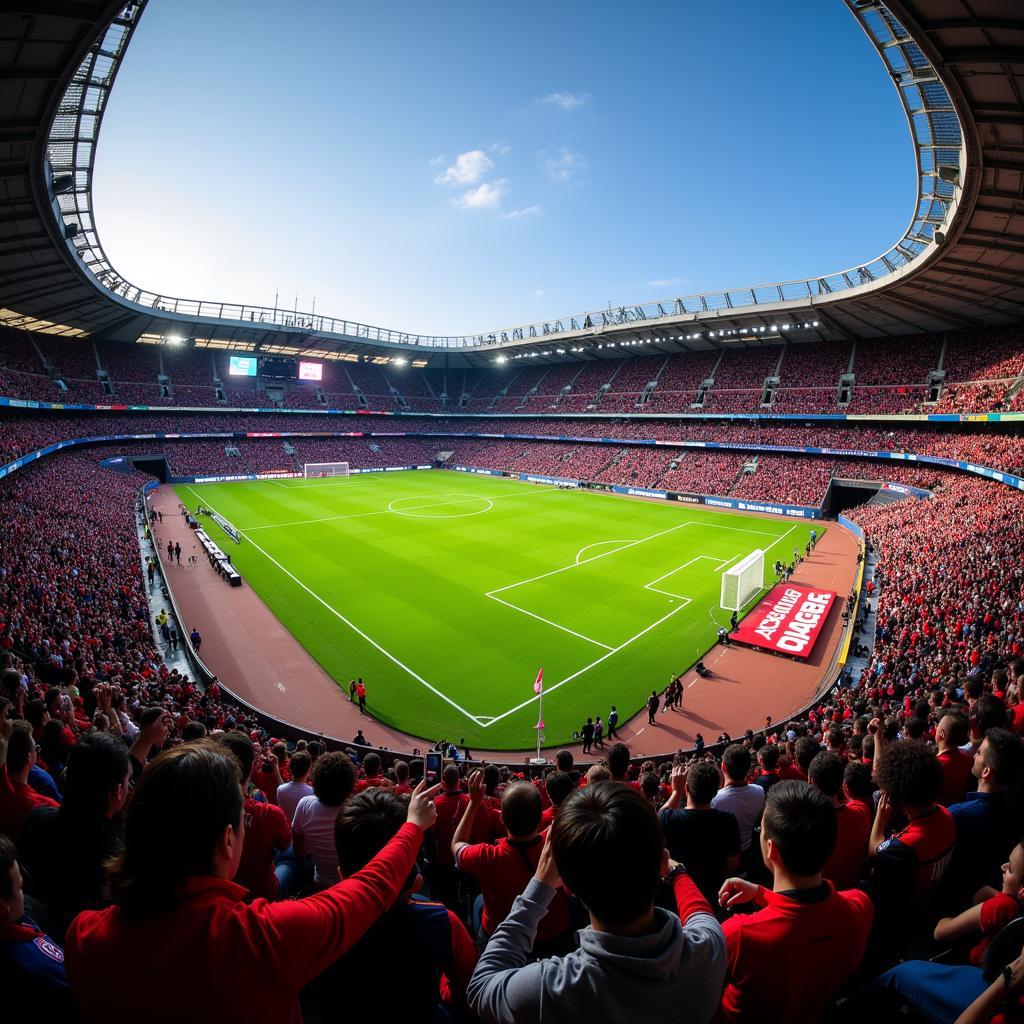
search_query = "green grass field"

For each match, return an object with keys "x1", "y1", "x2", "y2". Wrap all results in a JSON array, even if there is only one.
[{"x1": 174, "y1": 471, "x2": 820, "y2": 749}]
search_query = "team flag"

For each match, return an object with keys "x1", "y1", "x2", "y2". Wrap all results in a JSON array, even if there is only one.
[
  {"x1": 536, "y1": 719, "x2": 545, "y2": 731},
  {"x1": 533, "y1": 668, "x2": 544, "y2": 694}
]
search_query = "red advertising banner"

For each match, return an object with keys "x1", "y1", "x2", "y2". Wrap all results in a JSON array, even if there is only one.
[{"x1": 732, "y1": 583, "x2": 837, "y2": 659}]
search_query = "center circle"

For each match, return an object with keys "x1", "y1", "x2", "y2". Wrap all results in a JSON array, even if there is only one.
[{"x1": 387, "y1": 494, "x2": 494, "y2": 519}]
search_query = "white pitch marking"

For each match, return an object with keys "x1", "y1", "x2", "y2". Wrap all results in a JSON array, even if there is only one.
[
  {"x1": 388, "y1": 494, "x2": 493, "y2": 519},
  {"x1": 480, "y1": 602, "x2": 690, "y2": 728},
  {"x1": 487, "y1": 593, "x2": 614, "y2": 651},
  {"x1": 574, "y1": 539, "x2": 634, "y2": 565},
  {"x1": 184, "y1": 487, "x2": 485, "y2": 726}
]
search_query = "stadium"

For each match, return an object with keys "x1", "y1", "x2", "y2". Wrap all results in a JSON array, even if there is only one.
[{"x1": 1, "y1": 1, "x2": 1023, "y2": 1020}]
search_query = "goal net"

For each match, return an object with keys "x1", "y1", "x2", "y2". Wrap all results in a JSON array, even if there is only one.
[
  {"x1": 303, "y1": 461, "x2": 350, "y2": 478},
  {"x1": 721, "y1": 549, "x2": 765, "y2": 612}
]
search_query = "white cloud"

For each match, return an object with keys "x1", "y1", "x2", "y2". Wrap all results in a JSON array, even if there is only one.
[
  {"x1": 540, "y1": 91, "x2": 590, "y2": 112},
  {"x1": 647, "y1": 277, "x2": 688, "y2": 289},
  {"x1": 502, "y1": 205, "x2": 542, "y2": 220},
  {"x1": 490, "y1": 142, "x2": 510, "y2": 156},
  {"x1": 542, "y1": 147, "x2": 586, "y2": 182},
  {"x1": 453, "y1": 179, "x2": 508, "y2": 209},
  {"x1": 428, "y1": 154, "x2": 446, "y2": 166},
  {"x1": 434, "y1": 149, "x2": 494, "y2": 186}
]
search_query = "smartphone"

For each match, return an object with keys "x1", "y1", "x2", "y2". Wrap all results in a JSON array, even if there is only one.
[{"x1": 424, "y1": 752, "x2": 443, "y2": 787}]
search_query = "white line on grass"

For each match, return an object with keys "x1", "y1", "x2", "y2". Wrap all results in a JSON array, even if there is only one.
[
  {"x1": 487, "y1": 593, "x2": 614, "y2": 651},
  {"x1": 481, "y1": 602, "x2": 690, "y2": 728},
  {"x1": 185, "y1": 487, "x2": 485, "y2": 726},
  {"x1": 574, "y1": 540, "x2": 633, "y2": 564}
]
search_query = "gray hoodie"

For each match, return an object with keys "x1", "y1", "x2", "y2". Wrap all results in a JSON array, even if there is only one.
[{"x1": 467, "y1": 877, "x2": 726, "y2": 1024}]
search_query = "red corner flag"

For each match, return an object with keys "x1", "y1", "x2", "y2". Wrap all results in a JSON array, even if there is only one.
[{"x1": 533, "y1": 668, "x2": 544, "y2": 694}]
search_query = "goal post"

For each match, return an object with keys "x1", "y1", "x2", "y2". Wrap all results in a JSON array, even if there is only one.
[
  {"x1": 721, "y1": 549, "x2": 765, "y2": 612},
  {"x1": 303, "y1": 461, "x2": 350, "y2": 478}
]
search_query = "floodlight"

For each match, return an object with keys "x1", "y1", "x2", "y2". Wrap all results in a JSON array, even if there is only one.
[{"x1": 166, "y1": 335, "x2": 184, "y2": 345}]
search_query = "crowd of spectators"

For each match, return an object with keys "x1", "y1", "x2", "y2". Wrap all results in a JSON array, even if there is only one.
[{"x1": 4, "y1": 337, "x2": 1024, "y2": 1018}]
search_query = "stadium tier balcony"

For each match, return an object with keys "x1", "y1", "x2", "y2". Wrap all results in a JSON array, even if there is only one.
[
  {"x1": 653, "y1": 350, "x2": 719, "y2": 393},
  {"x1": 938, "y1": 327, "x2": 1024, "y2": 383},
  {"x1": 768, "y1": 387, "x2": 846, "y2": 413},
  {"x1": 780, "y1": 340, "x2": 852, "y2": 387},
  {"x1": 853, "y1": 335, "x2": 942, "y2": 386},
  {"x1": 712, "y1": 345, "x2": 782, "y2": 389},
  {"x1": 844, "y1": 385, "x2": 928, "y2": 414},
  {"x1": 700, "y1": 389, "x2": 763, "y2": 414},
  {"x1": 730, "y1": 454, "x2": 836, "y2": 507}
]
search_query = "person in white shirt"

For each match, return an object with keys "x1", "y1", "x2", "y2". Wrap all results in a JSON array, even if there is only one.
[
  {"x1": 710, "y1": 745, "x2": 765, "y2": 854},
  {"x1": 277, "y1": 750, "x2": 314, "y2": 824},
  {"x1": 291, "y1": 751, "x2": 357, "y2": 889}
]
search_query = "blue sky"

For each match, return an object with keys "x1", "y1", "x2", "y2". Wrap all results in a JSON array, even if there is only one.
[{"x1": 93, "y1": 0, "x2": 912, "y2": 336}]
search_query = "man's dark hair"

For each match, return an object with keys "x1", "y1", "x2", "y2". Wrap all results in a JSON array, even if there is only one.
[
  {"x1": 981, "y1": 728, "x2": 1024, "y2": 787},
  {"x1": 5, "y1": 721, "x2": 33, "y2": 772},
  {"x1": 219, "y1": 731, "x2": 254, "y2": 779},
  {"x1": 501, "y1": 782, "x2": 542, "y2": 837},
  {"x1": 181, "y1": 721, "x2": 207, "y2": 743},
  {"x1": 334, "y1": 789, "x2": 410, "y2": 880},
  {"x1": 974, "y1": 695, "x2": 1010, "y2": 735},
  {"x1": 686, "y1": 760, "x2": 720, "y2": 805},
  {"x1": 827, "y1": 727, "x2": 845, "y2": 750},
  {"x1": 606, "y1": 743, "x2": 630, "y2": 780},
  {"x1": 24, "y1": 699, "x2": 47, "y2": 729},
  {"x1": 939, "y1": 712, "x2": 968, "y2": 747},
  {"x1": 640, "y1": 773, "x2": 661, "y2": 800},
  {"x1": 794, "y1": 736, "x2": 820, "y2": 773},
  {"x1": 139, "y1": 706, "x2": 165, "y2": 730},
  {"x1": 107, "y1": 742, "x2": 243, "y2": 922},
  {"x1": 310, "y1": 751, "x2": 357, "y2": 806},
  {"x1": 442, "y1": 764, "x2": 460, "y2": 790},
  {"x1": 552, "y1": 782, "x2": 664, "y2": 924},
  {"x1": 483, "y1": 764, "x2": 500, "y2": 790},
  {"x1": 808, "y1": 751, "x2": 844, "y2": 798},
  {"x1": 722, "y1": 744, "x2": 751, "y2": 783},
  {"x1": 62, "y1": 733, "x2": 130, "y2": 820},
  {"x1": 876, "y1": 741, "x2": 941, "y2": 808},
  {"x1": 289, "y1": 750, "x2": 312, "y2": 780},
  {"x1": 904, "y1": 718, "x2": 928, "y2": 741},
  {"x1": 762, "y1": 781, "x2": 837, "y2": 877},
  {"x1": 843, "y1": 761, "x2": 873, "y2": 803},
  {"x1": 362, "y1": 752, "x2": 381, "y2": 777},
  {"x1": 758, "y1": 745, "x2": 780, "y2": 771},
  {"x1": 544, "y1": 771, "x2": 574, "y2": 807},
  {"x1": 555, "y1": 749, "x2": 574, "y2": 772}
]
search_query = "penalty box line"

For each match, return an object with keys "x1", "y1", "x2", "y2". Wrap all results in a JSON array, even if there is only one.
[{"x1": 184, "y1": 488, "x2": 487, "y2": 727}]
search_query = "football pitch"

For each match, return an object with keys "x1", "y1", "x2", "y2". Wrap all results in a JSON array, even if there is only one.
[{"x1": 174, "y1": 471, "x2": 820, "y2": 749}]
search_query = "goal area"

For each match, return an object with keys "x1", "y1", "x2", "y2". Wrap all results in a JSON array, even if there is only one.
[
  {"x1": 721, "y1": 549, "x2": 765, "y2": 612},
  {"x1": 303, "y1": 461, "x2": 350, "y2": 478}
]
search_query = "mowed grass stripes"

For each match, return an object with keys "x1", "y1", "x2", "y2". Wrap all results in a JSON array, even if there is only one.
[{"x1": 175, "y1": 472, "x2": 819, "y2": 749}]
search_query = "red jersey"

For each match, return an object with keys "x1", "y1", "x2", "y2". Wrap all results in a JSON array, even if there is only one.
[
  {"x1": 718, "y1": 883, "x2": 873, "y2": 1022},
  {"x1": 971, "y1": 891, "x2": 1024, "y2": 966},
  {"x1": 235, "y1": 797, "x2": 291, "y2": 901},
  {"x1": 874, "y1": 804, "x2": 957, "y2": 911},
  {"x1": 936, "y1": 748, "x2": 974, "y2": 806},
  {"x1": 66, "y1": 822, "x2": 424, "y2": 1024},
  {"x1": 0, "y1": 765, "x2": 58, "y2": 843},
  {"x1": 456, "y1": 835, "x2": 569, "y2": 942},
  {"x1": 822, "y1": 801, "x2": 871, "y2": 891},
  {"x1": 433, "y1": 790, "x2": 469, "y2": 867}
]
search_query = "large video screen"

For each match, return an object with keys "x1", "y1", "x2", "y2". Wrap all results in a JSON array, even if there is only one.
[
  {"x1": 298, "y1": 361, "x2": 323, "y2": 381},
  {"x1": 228, "y1": 355, "x2": 257, "y2": 377}
]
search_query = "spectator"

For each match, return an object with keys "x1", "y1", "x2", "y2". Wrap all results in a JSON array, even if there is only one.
[
  {"x1": 539, "y1": 771, "x2": 574, "y2": 828},
  {"x1": 301, "y1": 788, "x2": 477, "y2": 1022},
  {"x1": 935, "y1": 712, "x2": 974, "y2": 806},
  {"x1": 291, "y1": 751, "x2": 358, "y2": 890},
  {"x1": 754, "y1": 744, "x2": 782, "y2": 795},
  {"x1": 0, "y1": 834, "x2": 80, "y2": 1020},
  {"x1": 467, "y1": 783, "x2": 726, "y2": 1023},
  {"x1": 716, "y1": 781, "x2": 873, "y2": 1021},
  {"x1": 431, "y1": 764, "x2": 469, "y2": 907},
  {"x1": 65, "y1": 741, "x2": 439, "y2": 1023},
  {"x1": 21, "y1": 733, "x2": 130, "y2": 939},
  {"x1": 606, "y1": 742, "x2": 631, "y2": 782},
  {"x1": 0, "y1": 721, "x2": 58, "y2": 844},
  {"x1": 808, "y1": 751, "x2": 871, "y2": 891},
  {"x1": 659, "y1": 761, "x2": 741, "y2": 908},
  {"x1": 870, "y1": 739, "x2": 956, "y2": 924},
  {"x1": 453, "y1": 771, "x2": 569, "y2": 951},
  {"x1": 276, "y1": 750, "x2": 313, "y2": 824},
  {"x1": 711, "y1": 745, "x2": 765, "y2": 857},
  {"x1": 219, "y1": 732, "x2": 292, "y2": 901}
]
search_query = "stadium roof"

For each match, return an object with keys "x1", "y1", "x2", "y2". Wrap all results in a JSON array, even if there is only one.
[{"x1": 0, "y1": 0, "x2": 1021, "y2": 367}]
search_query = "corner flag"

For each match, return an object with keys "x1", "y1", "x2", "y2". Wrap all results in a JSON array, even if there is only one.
[{"x1": 533, "y1": 668, "x2": 544, "y2": 694}]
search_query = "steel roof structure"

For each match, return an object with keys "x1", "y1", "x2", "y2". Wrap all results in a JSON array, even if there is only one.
[{"x1": 0, "y1": 0, "x2": 1021, "y2": 368}]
